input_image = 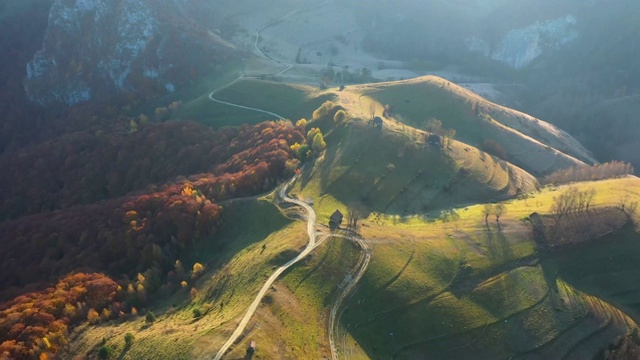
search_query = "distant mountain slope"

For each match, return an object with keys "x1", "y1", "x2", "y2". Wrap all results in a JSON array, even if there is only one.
[
  {"x1": 357, "y1": 76, "x2": 596, "y2": 176},
  {"x1": 344, "y1": 0, "x2": 640, "y2": 171},
  {"x1": 25, "y1": 0, "x2": 239, "y2": 107}
]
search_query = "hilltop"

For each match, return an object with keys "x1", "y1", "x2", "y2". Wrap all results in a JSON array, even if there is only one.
[
  {"x1": 353, "y1": 76, "x2": 596, "y2": 176},
  {"x1": 297, "y1": 117, "x2": 537, "y2": 217}
]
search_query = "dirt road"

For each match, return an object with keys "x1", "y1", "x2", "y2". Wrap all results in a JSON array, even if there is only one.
[{"x1": 213, "y1": 177, "x2": 317, "y2": 360}]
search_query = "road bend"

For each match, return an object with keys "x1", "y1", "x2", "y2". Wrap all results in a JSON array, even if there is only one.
[
  {"x1": 208, "y1": 1, "x2": 332, "y2": 119},
  {"x1": 213, "y1": 177, "x2": 317, "y2": 360},
  {"x1": 329, "y1": 232, "x2": 371, "y2": 360}
]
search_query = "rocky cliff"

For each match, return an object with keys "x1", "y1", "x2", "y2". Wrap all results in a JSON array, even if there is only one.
[
  {"x1": 25, "y1": 0, "x2": 237, "y2": 107},
  {"x1": 466, "y1": 15, "x2": 578, "y2": 69}
]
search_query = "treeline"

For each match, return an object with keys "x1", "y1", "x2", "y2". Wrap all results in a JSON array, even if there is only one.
[
  {"x1": 550, "y1": 187, "x2": 597, "y2": 219},
  {"x1": 0, "y1": 121, "x2": 305, "y2": 302},
  {"x1": 0, "y1": 120, "x2": 301, "y2": 221},
  {"x1": 543, "y1": 161, "x2": 634, "y2": 185},
  {"x1": 0, "y1": 273, "x2": 120, "y2": 359}
]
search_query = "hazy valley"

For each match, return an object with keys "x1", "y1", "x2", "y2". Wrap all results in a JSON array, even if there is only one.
[{"x1": 2, "y1": 1, "x2": 640, "y2": 360}]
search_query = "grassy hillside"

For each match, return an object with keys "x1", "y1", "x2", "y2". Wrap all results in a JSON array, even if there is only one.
[
  {"x1": 295, "y1": 117, "x2": 538, "y2": 218},
  {"x1": 58, "y1": 77, "x2": 638, "y2": 359},
  {"x1": 66, "y1": 199, "x2": 308, "y2": 359},
  {"x1": 351, "y1": 76, "x2": 596, "y2": 176},
  {"x1": 176, "y1": 79, "x2": 333, "y2": 128},
  {"x1": 326, "y1": 177, "x2": 640, "y2": 359},
  {"x1": 220, "y1": 234, "x2": 361, "y2": 359}
]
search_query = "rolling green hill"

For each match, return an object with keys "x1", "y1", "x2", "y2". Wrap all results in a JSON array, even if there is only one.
[
  {"x1": 296, "y1": 117, "x2": 538, "y2": 218},
  {"x1": 353, "y1": 76, "x2": 596, "y2": 176},
  {"x1": 57, "y1": 76, "x2": 640, "y2": 360},
  {"x1": 333, "y1": 178, "x2": 640, "y2": 359},
  {"x1": 176, "y1": 79, "x2": 333, "y2": 128}
]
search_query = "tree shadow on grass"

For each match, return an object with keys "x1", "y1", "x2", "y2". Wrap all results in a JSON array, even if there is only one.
[
  {"x1": 292, "y1": 241, "x2": 332, "y2": 289},
  {"x1": 379, "y1": 241, "x2": 416, "y2": 291},
  {"x1": 484, "y1": 220, "x2": 514, "y2": 263},
  {"x1": 116, "y1": 343, "x2": 132, "y2": 360}
]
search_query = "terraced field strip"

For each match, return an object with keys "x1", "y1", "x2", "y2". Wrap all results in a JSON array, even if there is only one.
[{"x1": 391, "y1": 290, "x2": 551, "y2": 358}]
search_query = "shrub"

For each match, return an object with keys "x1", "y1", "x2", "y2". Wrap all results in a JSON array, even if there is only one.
[
  {"x1": 191, "y1": 262, "x2": 205, "y2": 279},
  {"x1": 98, "y1": 345, "x2": 113, "y2": 359},
  {"x1": 333, "y1": 110, "x2": 347, "y2": 123},
  {"x1": 87, "y1": 309, "x2": 100, "y2": 324},
  {"x1": 312, "y1": 101, "x2": 336, "y2": 120},
  {"x1": 295, "y1": 118, "x2": 308, "y2": 128},
  {"x1": 306, "y1": 128, "x2": 321, "y2": 144},
  {"x1": 100, "y1": 308, "x2": 111, "y2": 322},
  {"x1": 193, "y1": 308, "x2": 202, "y2": 318},
  {"x1": 124, "y1": 333, "x2": 134, "y2": 346},
  {"x1": 145, "y1": 311, "x2": 156, "y2": 323},
  {"x1": 312, "y1": 132, "x2": 327, "y2": 153}
]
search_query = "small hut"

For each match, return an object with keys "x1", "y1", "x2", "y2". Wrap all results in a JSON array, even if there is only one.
[
  {"x1": 329, "y1": 209, "x2": 344, "y2": 229},
  {"x1": 427, "y1": 134, "x2": 442, "y2": 147}
]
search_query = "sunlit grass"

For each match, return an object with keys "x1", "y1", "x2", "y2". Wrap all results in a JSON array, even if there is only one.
[
  {"x1": 222, "y1": 234, "x2": 360, "y2": 359},
  {"x1": 67, "y1": 199, "x2": 308, "y2": 359},
  {"x1": 176, "y1": 78, "x2": 332, "y2": 128}
]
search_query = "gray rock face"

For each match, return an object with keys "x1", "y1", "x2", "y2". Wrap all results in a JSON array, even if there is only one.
[
  {"x1": 467, "y1": 15, "x2": 578, "y2": 69},
  {"x1": 25, "y1": 0, "x2": 236, "y2": 107}
]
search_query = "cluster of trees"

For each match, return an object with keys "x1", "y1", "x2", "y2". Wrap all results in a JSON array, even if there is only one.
[
  {"x1": 605, "y1": 330, "x2": 640, "y2": 360},
  {"x1": 317, "y1": 64, "x2": 374, "y2": 87},
  {"x1": 0, "y1": 273, "x2": 120, "y2": 359},
  {"x1": 424, "y1": 119, "x2": 456, "y2": 147},
  {"x1": 153, "y1": 101, "x2": 182, "y2": 121},
  {"x1": 551, "y1": 187, "x2": 597, "y2": 219},
  {"x1": 482, "y1": 203, "x2": 506, "y2": 223},
  {"x1": 312, "y1": 100, "x2": 337, "y2": 121},
  {"x1": 543, "y1": 161, "x2": 634, "y2": 185},
  {"x1": 0, "y1": 174, "x2": 224, "y2": 302},
  {"x1": 0, "y1": 120, "x2": 303, "y2": 221},
  {"x1": 0, "y1": 120, "x2": 305, "y2": 306},
  {"x1": 287, "y1": 102, "x2": 343, "y2": 162},
  {"x1": 290, "y1": 128, "x2": 327, "y2": 161}
]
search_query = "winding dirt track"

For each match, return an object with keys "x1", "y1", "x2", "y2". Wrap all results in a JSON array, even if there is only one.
[
  {"x1": 208, "y1": 75, "x2": 285, "y2": 120},
  {"x1": 328, "y1": 233, "x2": 371, "y2": 360},
  {"x1": 213, "y1": 178, "x2": 317, "y2": 360},
  {"x1": 209, "y1": 2, "x2": 373, "y2": 358},
  {"x1": 207, "y1": 1, "x2": 331, "y2": 120}
]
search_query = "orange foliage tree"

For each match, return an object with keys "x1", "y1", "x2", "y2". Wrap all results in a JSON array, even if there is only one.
[
  {"x1": 0, "y1": 121, "x2": 305, "y2": 304},
  {"x1": 0, "y1": 273, "x2": 119, "y2": 359}
]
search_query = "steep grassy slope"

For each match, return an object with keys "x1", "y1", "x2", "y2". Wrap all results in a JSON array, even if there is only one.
[
  {"x1": 353, "y1": 76, "x2": 596, "y2": 176},
  {"x1": 219, "y1": 234, "x2": 361, "y2": 359},
  {"x1": 296, "y1": 118, "x2": 538, "y2": 218},
  {"x1": 176, "y1": 76, "x2": 595, "y2": 178},
  {"x1": 552, "y1": 224, "x2": 640, "y2": 322},
  {"x1": 66, "y1": 199, "x2": 307, "y2": 359}
]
